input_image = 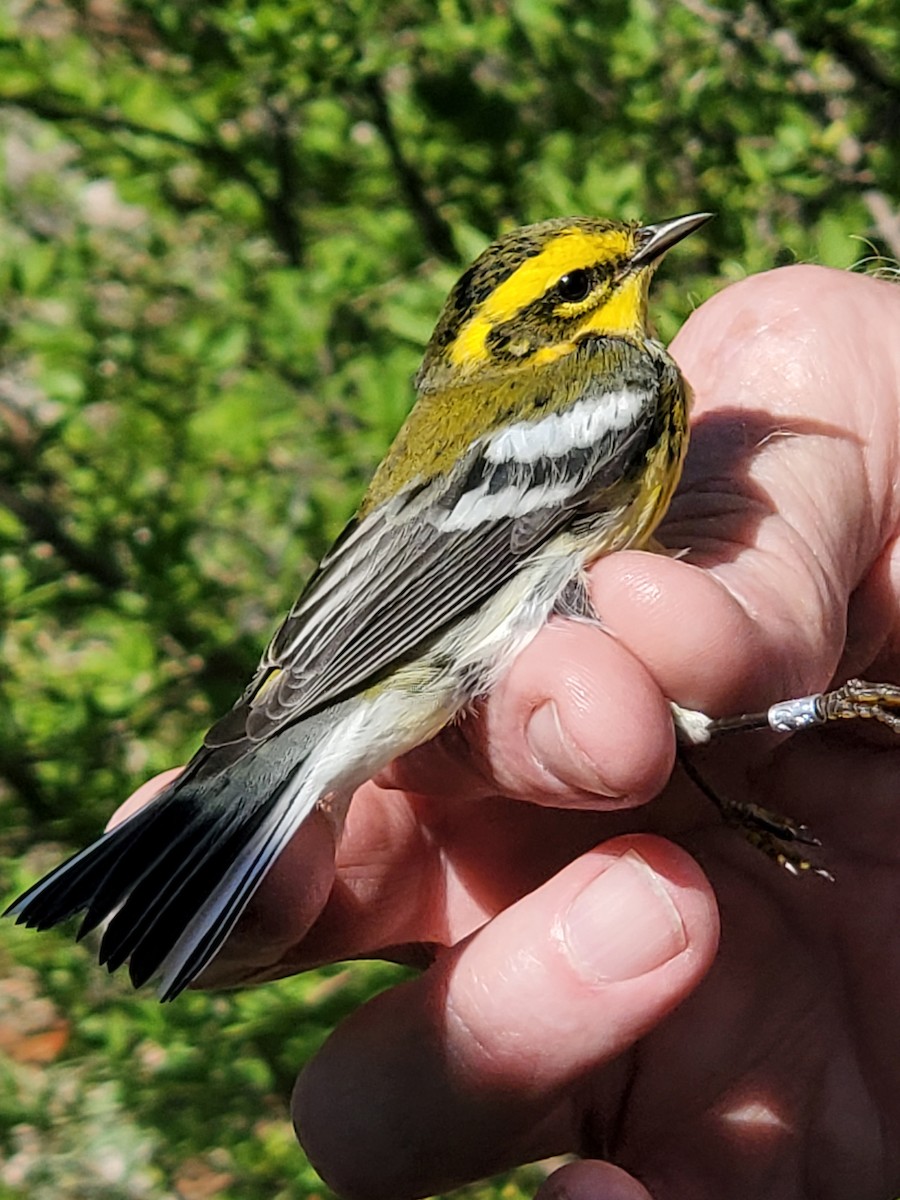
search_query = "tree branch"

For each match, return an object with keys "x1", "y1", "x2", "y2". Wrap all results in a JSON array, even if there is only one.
[
  {"x1": 263, "y1": 101, "x2": 304, "y2": 268},
  {"x1": 363, "y1": 75, "x2": 457, "y2": 261}
]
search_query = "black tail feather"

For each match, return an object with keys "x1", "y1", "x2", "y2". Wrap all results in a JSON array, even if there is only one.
[
  {"x1": 77, "y1": 793, "x2": 185, "y2": 939},
  {"x1": 98, "y1": 814, "x2": 231, "y2": 973},
  {"x1": 5, "y1": 715, "x2": 333, "y2": 998},
  {"x1": 153, "y1": 790, "x2": 298, "y2": 1000},
  {"x1": 8, "y1": 799, "x2": 170, "y2": 932},
  {"x1": 103, "y1": 802, "x2": 273, "y2": 986}
]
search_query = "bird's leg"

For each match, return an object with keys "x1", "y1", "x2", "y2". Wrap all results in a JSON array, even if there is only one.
[
  {"x1": 707, "y1": 677, "x2": 900, "y2": 738},
  {"x1": 673, "y1": 679, "x2": 900, "y2": 879}
]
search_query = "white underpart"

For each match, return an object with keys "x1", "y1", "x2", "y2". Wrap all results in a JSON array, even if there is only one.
[
  {"x1": 485, "y1": 386, "x2": 645, "y2": 464},
  {"x1": 447, "y1": 545, "x2": 582, "y2": 687}
]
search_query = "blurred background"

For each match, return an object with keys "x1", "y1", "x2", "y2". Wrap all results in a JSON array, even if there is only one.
[{"x1": 0, "y1": 1, "x2": 897, "y2": 1196}]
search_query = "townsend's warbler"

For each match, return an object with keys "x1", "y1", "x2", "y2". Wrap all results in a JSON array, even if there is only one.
[{"x1": 7, "y1": 212, "x2": 716, "y2": 998}]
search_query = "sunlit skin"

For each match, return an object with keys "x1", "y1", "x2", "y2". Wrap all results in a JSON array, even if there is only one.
[{"x1": 119, "y1": 265, "x2": 900, "y2": 1199}]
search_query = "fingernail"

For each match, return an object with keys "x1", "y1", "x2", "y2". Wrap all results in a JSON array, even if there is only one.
[
  {"x1": 563, "y1": 850, "x2": 687, "y2": 982},
  {"x1": 527, "y1": 700, "x2": 621, "y2": 796}
]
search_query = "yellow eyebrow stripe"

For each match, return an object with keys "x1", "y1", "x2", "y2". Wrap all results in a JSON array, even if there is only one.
[{"x1": 448, "y1": 226, "x2": 632, "y2": 368}]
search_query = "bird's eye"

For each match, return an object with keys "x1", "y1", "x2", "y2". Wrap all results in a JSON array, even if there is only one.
[{"x1": 557, "y1": 269, "x2": 591, "y2": 302}]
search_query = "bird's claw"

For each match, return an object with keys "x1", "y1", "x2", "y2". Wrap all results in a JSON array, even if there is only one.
[
  {"x1": 818, "y1": 678, "x2": 900, "y2": 733},
  {"x1": 716, "y1": 797, "x2": 834, "y2": 882}
]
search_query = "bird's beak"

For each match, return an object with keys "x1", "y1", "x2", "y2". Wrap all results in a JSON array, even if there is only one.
[{"x1": 631, "y1": 211, "x2": 714, "y2": 268}]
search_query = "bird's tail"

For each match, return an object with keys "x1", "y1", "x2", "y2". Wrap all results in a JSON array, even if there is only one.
[{"x1": 5, "y1": 720, "x2": 334, "y2": 1000}]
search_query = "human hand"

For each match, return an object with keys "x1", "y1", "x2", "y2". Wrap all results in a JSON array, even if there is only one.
[{"x1": 123, "y1": 265, "x2": 900, "y2": 1199}]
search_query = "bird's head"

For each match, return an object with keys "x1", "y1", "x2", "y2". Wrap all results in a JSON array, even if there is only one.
[{"x1": 418, "y1": 212, "x2": 712, "y2": 391}]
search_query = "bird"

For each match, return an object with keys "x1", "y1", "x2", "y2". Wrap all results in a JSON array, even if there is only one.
[{"x1": 7, "y1": 211, "x2": 715, "y2": 999}]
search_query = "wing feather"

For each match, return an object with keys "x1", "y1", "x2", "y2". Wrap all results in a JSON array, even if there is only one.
[
  {"x1": 246, "y1": 504, "x2": 559, "y2": 737},
  {"x1": 205, "y1": 358, "x2": 662, "y2": 748}
]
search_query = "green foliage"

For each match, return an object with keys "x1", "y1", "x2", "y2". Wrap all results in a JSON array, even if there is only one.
[{"x1": 0, "y1": 1, "x2": 897, "y2": 1196}]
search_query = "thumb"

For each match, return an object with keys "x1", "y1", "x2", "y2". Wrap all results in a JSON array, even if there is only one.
[
  {"x1": 293, "y1": 835, "x2": 717, "y2": 1200},
  {"x1": 587, "y1": 265, "x2": 900, "y2": 718}
]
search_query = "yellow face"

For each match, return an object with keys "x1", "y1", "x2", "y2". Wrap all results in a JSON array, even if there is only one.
[{"x1": 424, "y1": 219, "x2": 654, "y2": 380}]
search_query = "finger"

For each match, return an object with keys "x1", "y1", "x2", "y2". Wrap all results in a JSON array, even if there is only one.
[
  {"x1": 535, "y1": 1160, "x2": 654, "y2": 1200},
  {"x1": 479, "y1": 619, "x2": 676, "y2": 806},
  {"x1": 841, "y1": 530, "x2": 900, "y2": 681},
  {"x1": 384, "y1": 617, "x2": 677, "y2": 809},
  {"x1": 293, "y1": 835, "x2": 718, "y2": 1200},
  {"x1": 236, "y1": 779, "x2": 627, "y2": 975},
  {"x1": 587, "y1": 550, "x2": 783, "y2": 717},
  {"x1": 673, "y1": 264, "x2": 900, "y2": 590},
  {"x1": 386, "y1": 267, "x2": 900, "y2": 808},
  {"x1": 585, "y1": 266, "x2": 900, "y2": 720}
]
